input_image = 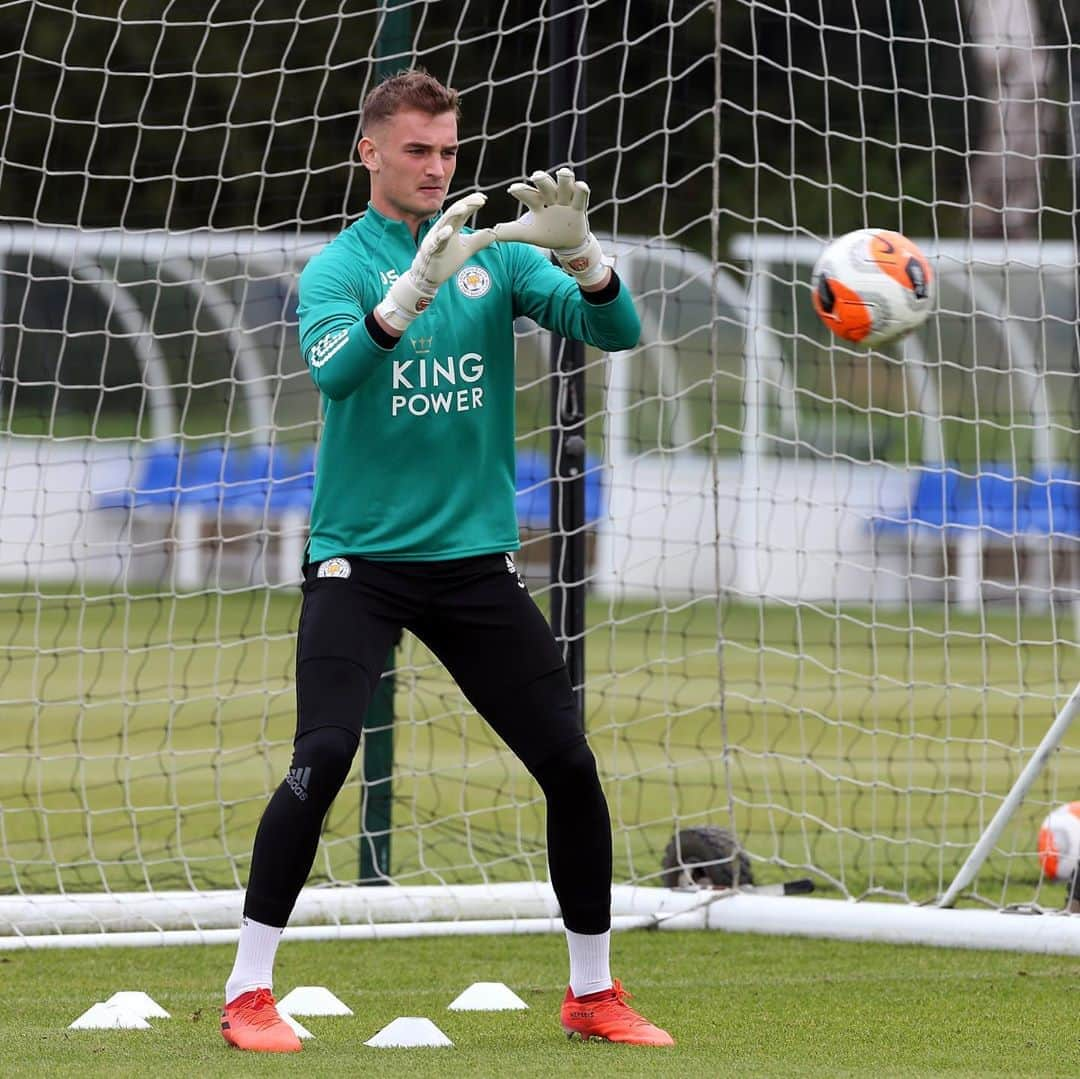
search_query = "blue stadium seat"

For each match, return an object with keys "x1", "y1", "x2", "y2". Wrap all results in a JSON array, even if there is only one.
[
  {"x1": 219, "y1": 444, "x2": 272, "y2": 508},
  {"x1": 965, "y1": 465, "x2": 1030, "y2": 535},
  {"x1": 515, "y1": 449, "x2": 604, "y2": 530},
  {"x1": 871, "y1": 463, "x2": 1080, "y2": 540},
  {"x1": 98, "y1": 441, "x2": 314, "y2": 518},
  {"x1": 95, "y1": 443, "x2": 183, "y2": 510},
  {"x1": 872, "y1": 465, "x2": 970, "y2": 535},
  {"x1": 268, "y1": 444, "x2": 316, "y2": 514},
  {"x1": 871, "y1": 462, "x2": 1080, "y2": 612},
  {"x1": 96, "y1": 441, "x2": 226, "y2": 511},
  {"x1": 1026, "y1": 467, "x2": 1080, "y2": 537},
  {"x1": 515, "y1": 449, "x2": 550, "y2": 530},
  {"x1": 213, "y1": 443, "x2": 315, "y2": 516},
  {"x1": 175, "y1": 442, "x2": 226, "y2": 507},
  {"x1": 95, "y1": 440, "x2": 316, "y2": 588}
]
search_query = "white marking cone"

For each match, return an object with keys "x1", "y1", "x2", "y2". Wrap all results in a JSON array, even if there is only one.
[
  {"x1": 279, "y1": 1011, "x2": 314, "y2": 1040},
  {"x1": 69, "y1": 1002, "x2": 150, "y2": 1030},
  {"x1": 364, "y1": 1016, "x2": 453, "y2": 1048},
  {"x1": 103, "y1": 991, "x2": 170, "y2": 1019},
  {"x1": 277, "y1": 985, "x2": 353, "y2": 1016},
  {"x1": 448, "y1": 981, "x2": 528, "y2": 1011}
]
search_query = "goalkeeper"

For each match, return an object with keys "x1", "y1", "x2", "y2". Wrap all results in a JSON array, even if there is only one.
[{"x1": 219, "y1": 68, "x2": 672, "y2": 1053}]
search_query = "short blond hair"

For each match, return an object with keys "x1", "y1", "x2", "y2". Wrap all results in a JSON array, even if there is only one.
[{"x1": 361, "y1": 69, "x2": 459, "y2": 132}]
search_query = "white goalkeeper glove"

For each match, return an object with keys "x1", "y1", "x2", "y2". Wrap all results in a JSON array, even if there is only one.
[
  {"x1": 493, "y1": 167, "x2": 608, "y2": 287},
  {"x1": 375, "y1": 193, "x2": 496, "y2": 332}
]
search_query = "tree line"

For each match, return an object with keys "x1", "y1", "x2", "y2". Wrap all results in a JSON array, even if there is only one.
[{"x1": 0, "y1": 1, "x2": 1078, "y2": 252}]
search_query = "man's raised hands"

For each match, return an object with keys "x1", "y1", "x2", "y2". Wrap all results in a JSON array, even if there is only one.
[{"x1": 493, "y1": 167, "x2": 609, "y2": 288}]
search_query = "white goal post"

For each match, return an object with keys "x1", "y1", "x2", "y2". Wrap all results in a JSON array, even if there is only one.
[{"x1": 5, "y1": 1, "x2": 1080, "y2": 954}]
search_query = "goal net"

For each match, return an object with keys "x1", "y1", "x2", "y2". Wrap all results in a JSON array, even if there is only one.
[{"x1": 4, "y1": 1, "x2": 1080, "y2": 949}]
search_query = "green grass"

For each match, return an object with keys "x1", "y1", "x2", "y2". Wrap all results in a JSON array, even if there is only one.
[
  {"x1": 3, "y1": 589, "x2": 1080, "y2": 1073},
  {"x1": 3, "y1": 931, "x2": 1080, "y2": 1077},
  {"x1": 2, "y1": 588, "x2": 1080, "y2": 907}
]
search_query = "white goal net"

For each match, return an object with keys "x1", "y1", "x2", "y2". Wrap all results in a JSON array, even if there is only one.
[{"x1": 4, "y1": 1, "x2": 1080, "y2": 950}]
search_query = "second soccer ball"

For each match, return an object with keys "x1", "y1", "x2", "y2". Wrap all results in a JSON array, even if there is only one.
[
  {"x1": 1037, "y1": 801, "x2": 1080, "y2": 884},
  {"x1": 811, "y1": 228, "x2": 933, "y2": 348}
]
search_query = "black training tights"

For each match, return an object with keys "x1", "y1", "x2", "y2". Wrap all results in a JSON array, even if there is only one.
[
  {"x1": 243, "y1": 553, "x2": 613, "y2": 934},
  {"x1": 243, "y1": 721, "x2": 612, "y2": 933}
]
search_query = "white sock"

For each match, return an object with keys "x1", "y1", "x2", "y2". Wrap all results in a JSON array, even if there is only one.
[
  {"x1": 225, "y1": 917, "x2": 283, "y2": 1003},
  {"x1": 565, "y1": 928, "x2": 613, "y2": 997}
]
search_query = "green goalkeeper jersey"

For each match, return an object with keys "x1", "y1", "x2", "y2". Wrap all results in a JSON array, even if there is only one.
[{"x1": 295, "y1": 204, "x2": 640, "y2": 563}]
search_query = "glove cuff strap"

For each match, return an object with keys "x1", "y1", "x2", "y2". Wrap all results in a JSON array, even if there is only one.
[
  {"x1": 376, "y1": 273, "x2": 435, "y2": 332},
  {"x1": 556, "y1": 233, "x2": 607, "y2": 287}
]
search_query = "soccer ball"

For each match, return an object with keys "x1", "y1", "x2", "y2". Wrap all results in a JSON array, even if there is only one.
[
  {"x1": 811, "y1": 228, "x2": 933, "y2": 347},
  {"x1": 1037, "y1": 801, "x2": 1080, "y2": 883}
]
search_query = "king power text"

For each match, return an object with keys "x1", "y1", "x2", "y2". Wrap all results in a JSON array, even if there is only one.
[{"x1": 391, "y1": 352, "x2": 485, "y2": 417}]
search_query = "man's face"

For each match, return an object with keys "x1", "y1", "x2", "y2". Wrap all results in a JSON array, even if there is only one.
[{"x1": 359, "y1": 108, "x2": 459, "y2": 230}]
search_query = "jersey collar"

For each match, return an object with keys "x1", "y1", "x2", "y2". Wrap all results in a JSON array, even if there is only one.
[{"x1": 363, "y1": 202, "x2": 437, "y2": 246}]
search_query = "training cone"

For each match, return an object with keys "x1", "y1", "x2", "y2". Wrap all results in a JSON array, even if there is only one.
[
  {"x1": 279, "y1": 1011, "x2": 314, "y2": 1040},
  {"x1": 448, "y1": 981, "x2": 528, "y2": 1011},
  {"x1": 277, "y1": 985, "x2": 353, "y2": 1016},
  {"x1": 69, "y1": 1002, "x2": 151, "y2": 1030},
  {"x1": 364, "y1": 1016, "x2": 453, "y2": 1048},
  {"x1": 103, "y1": 991, "x2": 170, "y2": 1019}
]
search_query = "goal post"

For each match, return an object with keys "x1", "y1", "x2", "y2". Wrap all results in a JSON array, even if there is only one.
[{"x1": 6, "y1": 2, "x2": 1080, "y2": 953}]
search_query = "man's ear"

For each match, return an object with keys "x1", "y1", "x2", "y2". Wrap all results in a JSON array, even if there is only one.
[{"x1": 358, "y1": 136, "x2": 378, "y2": 172}]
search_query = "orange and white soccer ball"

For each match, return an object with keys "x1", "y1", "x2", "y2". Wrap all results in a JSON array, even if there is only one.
[
  {"x1": 811, "y1": 228, "x2": 933, "y2": 347},
  {"x1": 1037, "y1": 801, "x2": 1080, "y2": 882}
]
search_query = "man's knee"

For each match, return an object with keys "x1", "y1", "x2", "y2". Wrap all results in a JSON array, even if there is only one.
[
  {"x1": 285, "y1": 724, "x2": 359, "y2": 811},
  {"x1": 531, "y1": 738, "x2": 601, "y2": 798}
]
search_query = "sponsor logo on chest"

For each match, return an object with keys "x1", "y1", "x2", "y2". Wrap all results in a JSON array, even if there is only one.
[{"x1": 390, "y1": 352, "x2": 486, "y2": 418}]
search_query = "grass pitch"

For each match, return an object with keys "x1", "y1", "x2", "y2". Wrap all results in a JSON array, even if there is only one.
[
  {"x1": 3, "y1": 588, "x2": 1080, "y2": 1075},
  {"x1": 4, "y1": 930, "x2": 1080, "y2": 1078}
]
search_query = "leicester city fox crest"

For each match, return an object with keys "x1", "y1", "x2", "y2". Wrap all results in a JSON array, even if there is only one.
[
  {"x1": 317, "y1": 557, "x2": 351, "y2": 579},
  {"x1": 457, "y1": 265, "x2": 492, "y2": 298}
]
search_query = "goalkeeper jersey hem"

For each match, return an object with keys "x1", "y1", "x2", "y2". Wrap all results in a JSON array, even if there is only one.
[
  {"x1": 308, "y1": 536, "x2": 521, "y2": 565},
  {"x1": 296, "y1": 204, "x2": 640, "y2": 563}
]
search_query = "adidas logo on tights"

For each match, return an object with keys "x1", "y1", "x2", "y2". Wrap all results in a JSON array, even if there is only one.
[{"x1": 285, "y1": 766, "x2": 311, "y2": 802}]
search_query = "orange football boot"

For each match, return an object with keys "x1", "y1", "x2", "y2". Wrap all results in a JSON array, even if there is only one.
[
  {"x1": 221, "y1": 988, "x2": 302, "y2": 1052},
  {"x1": 561, "y1": 979, "x2": 674, "y2": 1046}
]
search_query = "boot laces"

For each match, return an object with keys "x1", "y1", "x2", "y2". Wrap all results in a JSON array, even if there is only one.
[
  {"x1": 234, "y1": 988, "x2": 282, "y2": 1030},
  {"x1": 607, "y1": 980, "x2": 654, "y2": 1027}
]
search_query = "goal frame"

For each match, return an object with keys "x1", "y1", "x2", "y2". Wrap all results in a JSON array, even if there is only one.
[{"x1": 6, "y1": 2, "x2": 1080, "y2": 954}]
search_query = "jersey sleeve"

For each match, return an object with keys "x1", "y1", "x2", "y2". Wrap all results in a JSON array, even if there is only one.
[
  {"x1": 499, "y1": 242, "x2": 641, "y2": 353},
  {"x1": 296, "y1": 252, "x2": 395, "y2": 401}
]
